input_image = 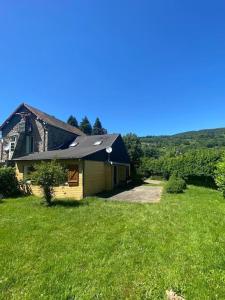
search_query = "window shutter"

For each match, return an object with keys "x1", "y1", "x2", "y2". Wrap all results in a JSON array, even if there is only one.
[{"x1": 68, "y1": 165, "x2": 79, "y2": 187}]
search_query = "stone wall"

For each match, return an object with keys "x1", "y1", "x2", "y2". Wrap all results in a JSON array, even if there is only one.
[
  {"x1": 1, "y1": 107, "x2": 46, "y2": 160},
  {"x1": 1, "y1": 104, "x2": 78, "y2": 161}
]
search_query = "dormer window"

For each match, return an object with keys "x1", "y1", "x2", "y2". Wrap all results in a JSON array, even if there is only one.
[
  {"x1": 26, "y1": 136, "x2": 34, "y2": 154},
  {"x1": 93, "y1": 140, "x2": 103, "y2": 146},
  {"x1": 70, "y1": 141, "x2": 79, "y2": 147}
]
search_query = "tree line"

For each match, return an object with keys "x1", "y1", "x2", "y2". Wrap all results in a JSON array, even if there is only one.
[{"x1": 67, "y1": 115, "x2": 107, "y2": 135}]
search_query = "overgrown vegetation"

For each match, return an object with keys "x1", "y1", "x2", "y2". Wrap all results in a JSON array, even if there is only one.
[
  {"x1": 0, "y1": 167, "x2": 20, "y2": 197},
  {"x1": 123, "y1": 133, "x2": 143, "y2": 182},
  {"x1": 32, "y1": 161, "x2": 66, "y2": 205},
  {"x1": 1, "y1": 186, "x2": 225, "y2": 299}
]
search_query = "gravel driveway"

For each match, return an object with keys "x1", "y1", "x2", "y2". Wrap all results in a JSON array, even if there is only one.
[{"x1": 110, "y1": 185, "x2": 163, "y2": 203}]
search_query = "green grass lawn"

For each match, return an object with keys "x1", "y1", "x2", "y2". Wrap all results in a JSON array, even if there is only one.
[{"x1": 1, "y1": 186, "x2": 225, "y2": 300}]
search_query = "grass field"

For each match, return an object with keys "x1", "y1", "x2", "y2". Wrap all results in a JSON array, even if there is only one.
[{"x1": 1, "y1": 186, "x2": 225, "y2": 299}]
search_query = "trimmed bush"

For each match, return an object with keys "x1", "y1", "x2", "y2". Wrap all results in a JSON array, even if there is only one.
[
  {"x1": 0, "y1": 167, "x2": 20, "y2": 197},
  {"x1": 165, "y1": 175, "x2": 186, "y2": 194}
]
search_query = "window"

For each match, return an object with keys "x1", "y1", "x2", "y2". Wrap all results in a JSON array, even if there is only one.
[
  {"x1": 10, "y1": 142, "x2": 15, "y2": 152},
  {"x1": 70, "y1": 141, "x2": 79, "y2": 147},
  {"x1": 26, "y1": 136, "x2": 34, "y2": 154},
  {"x1": 68, "y1": 165, "x2": 79, "y2": 187},
  {"x1": 93, "y1": 140, "x2": 103, "y2": 146},
  {"x1": 10, "y1": 136, "x2": 17, "y2": 153}
]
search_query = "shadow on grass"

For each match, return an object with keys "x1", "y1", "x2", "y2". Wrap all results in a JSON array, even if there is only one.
[{"x1": 51, "y1": 199, "x2": 89, "y2": 208}]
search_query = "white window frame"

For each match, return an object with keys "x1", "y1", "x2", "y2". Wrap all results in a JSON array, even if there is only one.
[{"x1": 9, "y1": 135, "x2": 18, "y2": 160}]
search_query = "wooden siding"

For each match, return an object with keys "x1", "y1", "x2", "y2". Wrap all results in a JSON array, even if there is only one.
[
  {"x1": 83, "y1": 160, "x2": 108, "y2": 196},
  {"x1": 15, "y1": 160, "x2": 84, "y2": 200},
  {"x1": 83, "y1": 161, "x2": 129, "y2": 196},
  {"x1": 15, "y1": 159, "x2": 130, "y2": 200},
  {"x1": 30, "y1": 185, "x2": 83, "y2": 200},
  {"x1": 118, "y1": 165, "x2": 127, "y2": 183}
]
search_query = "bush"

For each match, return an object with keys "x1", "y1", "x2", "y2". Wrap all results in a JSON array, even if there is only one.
[
  {"x1": 32, "y1": 161, "x2": 67, "y2": 206},
  {"x1": 215, "y1": 154, "x2": 225, "y2": 197},
  {"x1": 165, "y1": 175, "x2": 186, "y2": 194},
  {"x1": 0, "y1": 167, "x2": 20, "y2": 197}
]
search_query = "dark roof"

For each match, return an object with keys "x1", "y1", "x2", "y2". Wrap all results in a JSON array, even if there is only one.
[
  {"x1": 14, "y1": 134, "x2": 120, "y2": 161},
  {"x1": 0, "y1": 103, "x2": 85, "y2": 136}
]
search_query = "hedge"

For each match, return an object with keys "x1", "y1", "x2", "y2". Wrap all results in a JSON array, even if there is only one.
[
  {"x1": 140, "y1": 149, "x2": 222, "y2": 187},
  {"x1": 0, "y1": 167, "x2": 20, "y2": 197}
]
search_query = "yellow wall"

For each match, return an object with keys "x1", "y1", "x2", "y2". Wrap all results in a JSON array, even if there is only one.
[
  {"x1": 15, "y1": 159, "x2": 130, "y2": 200},
  {"x1": 83, "y1": 160, "x2": 110, "y2": 196},
  {"x1": 83, "y1": 161, "x2": 129, "y2": 197},
  {"x1": 15, "y1": 160, "x2": 84, "y2": 200}
]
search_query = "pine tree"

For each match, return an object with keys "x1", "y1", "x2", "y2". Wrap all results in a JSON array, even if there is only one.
[
  {"x1": 92, "y1": 117, "x2": 107, "y2": 135},
  {"x1": 67, "y1": 115, "x2": 78, "y2": 127},
  {"x1": 79, "y1": 116, "x2": 92, "y2": 135}
]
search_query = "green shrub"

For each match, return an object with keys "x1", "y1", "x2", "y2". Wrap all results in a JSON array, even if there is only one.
[
  {"x1": 214, "y1": 154, "x2": 225, "y2": 197},
  {"x1": 32, "y1": 161, "x2": 67, "y2": 206},
  {"x1": 165, "y1": 175, "x2": 186, "y2": 194},
  {"x1": 141, "y1": 149, "x2": 221, "y2": 188},
  {"x1": 0, "y1": 167, "x2": 20, "y2": 197}
]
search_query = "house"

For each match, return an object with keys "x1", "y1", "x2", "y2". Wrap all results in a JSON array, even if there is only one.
[
  {"x1": 0, "y1": 103, "x2": 84, "y2": 162},
  {"x1": 1, "y1": 103, "x2": 130, "y2": 199},
  {"x1": 15, "y1": 134, "x2": 130, "y2": 199}
]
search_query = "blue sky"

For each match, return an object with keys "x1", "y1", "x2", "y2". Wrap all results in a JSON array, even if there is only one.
[{"x1": 0, "y1": 0, "x2": 225, "y2": 136}]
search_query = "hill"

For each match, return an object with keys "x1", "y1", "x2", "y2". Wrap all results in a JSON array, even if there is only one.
[{"x1": 140, "y1": 127, "x2": 225, "y2": 157}]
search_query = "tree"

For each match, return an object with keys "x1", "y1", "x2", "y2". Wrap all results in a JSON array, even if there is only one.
[
  {"x1": 123, "y1": 133, "x2": 143, "y2": 170},
  {"x1": 79, "y1": 116, "x2": 92, "y2": 135},
  {"x1": 92, "y1": 117, "x2": 107, "y2": 135},
  {"x1": 67, "y1": 115, "x2": 78, "y2": 127},
  {"x1": 32, "y1": 161, "x2": 67, "y2": 205},
  {"x1": 215, "y1": 154, "x2": 225, "y2": 197}
]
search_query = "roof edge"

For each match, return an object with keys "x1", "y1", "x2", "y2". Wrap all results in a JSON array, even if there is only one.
[{"x1": 0, "y1": 103, "x2": 25, "y2": 130}]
